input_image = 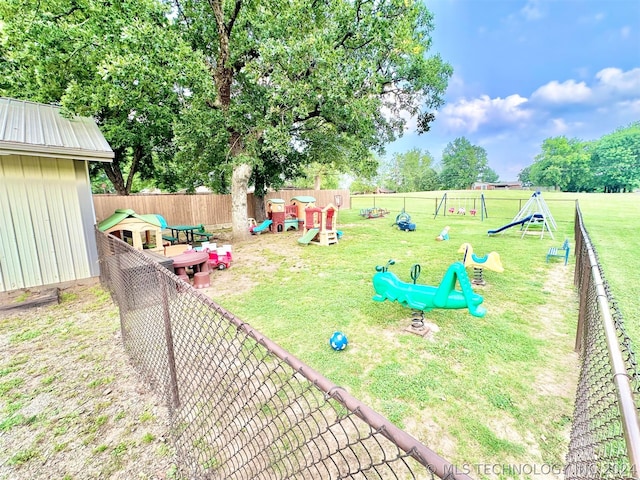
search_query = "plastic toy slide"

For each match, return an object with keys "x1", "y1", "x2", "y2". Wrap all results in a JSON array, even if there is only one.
[
  {"x1": 251, "y1": 219, "x2": 272, "y2": 234},
  {"x1": 487, "y1": 214, "x2": 542, "y2": 235},
  {"x1": 298, "y1": 228, "x2": 320, "y2": 245}
]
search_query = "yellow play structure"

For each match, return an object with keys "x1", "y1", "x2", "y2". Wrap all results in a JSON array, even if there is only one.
[{"x1": 457, "y1": 242, "x2": 504, "y2": 285}]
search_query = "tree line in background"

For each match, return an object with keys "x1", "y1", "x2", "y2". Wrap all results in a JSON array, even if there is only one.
[
  {"x1": 519, "y1": 122, "x2": 640, "y2": 193},
  {"x1": 350, "y1": 137, "x2": 499, "y2": 193},
  {"x1": 0, "y1": 0, "x2": 453, "y2": 240},
  {"x1": 349, "y1": 121, "x2": 639, "y2": 194},
  {"x1": 1, "y1": 1, "x2": 636, "y2": 242}
]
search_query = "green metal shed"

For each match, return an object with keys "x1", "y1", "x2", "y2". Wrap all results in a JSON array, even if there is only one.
[{"x1": 0, "y1": 97, "x2": 114, "y2": 293}]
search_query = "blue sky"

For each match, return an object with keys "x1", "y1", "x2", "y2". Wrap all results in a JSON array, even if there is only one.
[{"x1": 386, "y1": 0, "x2": 640, "y2": 181}]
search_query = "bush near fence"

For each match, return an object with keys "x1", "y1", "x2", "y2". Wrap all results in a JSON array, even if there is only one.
[{"x1": 93, "y1": 189, "x2": 351, "y2": 228}]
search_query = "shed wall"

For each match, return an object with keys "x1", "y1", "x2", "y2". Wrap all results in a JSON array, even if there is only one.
[{"x1": 0, "y1": 155, "x2": 98, "y2": 292}]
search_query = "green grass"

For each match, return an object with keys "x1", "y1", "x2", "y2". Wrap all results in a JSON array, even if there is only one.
[
  {"x1": 212, "y1": 189, "x2": 638, "y2": 470},
  {"x1": 0, "y1": 286, "x2": 176, "y2": 479}
]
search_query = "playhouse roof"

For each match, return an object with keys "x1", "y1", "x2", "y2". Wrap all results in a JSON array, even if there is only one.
[
  {"x1": 291, "y1": 196, "x2": 316, "y2": 203},
  {"x1": 98, "y1": 209, "x2": 165, "y2": 232},
  {"x1": 0, "y1": 97, "x2": 114, "y2": 162}
]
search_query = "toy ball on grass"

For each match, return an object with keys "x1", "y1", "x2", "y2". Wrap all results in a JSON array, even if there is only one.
[{"x1": 329, "y1": 331, "x2": 348, "y2": 351}]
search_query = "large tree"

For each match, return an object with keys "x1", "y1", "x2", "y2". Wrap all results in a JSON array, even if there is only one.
[
  {"x1": 590, "y1": 122, "x2": 640, "y2": 193},
  {"x1": 530, "y1": 136, "x2": 592, "y2": 192},
  {"x1": 383, "y1": 148, "x2": 438, "y2": 192},
  {"x1": 172, "y1": 0, "x2": 452, "y2": 241},
  {"x1": 438, "y1": 137, "x2": 488, "y2": 189},
  {"x1": 0, "y1": 0, "x2": 197, "y2": 195}
]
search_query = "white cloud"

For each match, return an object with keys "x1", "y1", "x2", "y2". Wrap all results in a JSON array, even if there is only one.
[
  {"x1": 520, "y1": 0, "x2": 543, "y2": 21},
  {"x1": 550, "y1": 118, "x2": 569, "y2": 134},
  {"x1": 620, "y1": 26, "x2": 631, "y2": 38},
  {"x1": 529, "y1": 68, "x2": 640, "y2": 110},
  {"x1": 531, "y1": 80, "x2": 592, "y2": 104},
  {"x1": 546, "y1": 118, "x2": 585, "y2": 136},
  {"x1": 616, "y1": 98, "x2": 640, "y2": 114},
  {"x1": 595, "y1": 67, "x2": 640, "y2": 95},
  {"x1": 439, "y1": 94, "x2": 531, "y2": 132},
  {"x1": 578, "y1": 12, "x2": 605, "y2": 24}
]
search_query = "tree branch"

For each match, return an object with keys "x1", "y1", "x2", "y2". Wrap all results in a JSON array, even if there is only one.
[{"x1": 227, "y1": 0, "x2": 243, "y2": 37}]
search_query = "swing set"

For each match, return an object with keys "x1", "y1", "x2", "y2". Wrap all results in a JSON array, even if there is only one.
[{"x1": 434, "y1": 193, "x2": 488, "y2": 221}]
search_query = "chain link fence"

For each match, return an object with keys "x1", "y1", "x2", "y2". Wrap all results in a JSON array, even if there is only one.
[
  {"x1": 97, "y1": 201, "x2": 640, "y2": 480},
  {"x1": 96, "y1": 230, "x2": 471, "y2": 480},
  {"x1": 566, "y1": 205, "x2": 640, "y2": 479}
]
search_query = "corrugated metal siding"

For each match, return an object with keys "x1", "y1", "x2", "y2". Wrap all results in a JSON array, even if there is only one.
[
  {"x1": 0, "y1": 155, "x2": 93, "y2": 292},
  {"x1": 0, "y1": 97, "x2": 113, "y2": 160}
]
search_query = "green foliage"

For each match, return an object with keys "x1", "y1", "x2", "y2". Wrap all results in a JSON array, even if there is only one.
[
  {"x1": 478, "y1": 165, "x2": 499, "y2": 183},
  {"x1": 518, "y1": 165, "x2": 533, "y2": 187},
  {"x1": 530, "y1": 136, "x2": 593, "y2": 191},
  {"x1": 1, "y1": 0, "x2": 199, "y2": 194},
  {"x1": 289, "y1": 162, "x2": 340, "y2": 190},
  {"x1": 172, "y1": 0, "x2": 452, "y2": 237},
  {"x1": 439, "y1": 137, "x2": 489, "y2": 189},
  {"x1": 382, "y1": 148, "x2": 439, "y2": 192},
  {"x1": 349, "y1": 178, "x2": 378, "y2": 194},
  {"x1": 1, "y1": 0, "x2": 452, "y2": 224},
  {"x1": 590, "y1": 122, "x2": 640, "y2": 192}
]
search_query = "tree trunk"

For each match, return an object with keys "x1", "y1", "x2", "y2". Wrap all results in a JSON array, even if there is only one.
[
  {"x1": 254, "y1": 196, "x2": 266, "y2": 223},
  {"x1": 314, "y1": 174, "x2": 321, "y2": 190},
  {"x1": 231, "y1": 163, "x2": 252, "y2": 242},
  {"x1": 103, "y1": 150, "x2": 128, "y2": 195}
]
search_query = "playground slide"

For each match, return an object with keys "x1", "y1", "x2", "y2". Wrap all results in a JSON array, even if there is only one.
[
  {"x1": 487, "y1": 214, "x2": 541, "y2": 235},
  {"x1": 251, "y1": 219, "x2": 272, "y2": 234},
  {"x1": 297, "y1": 228, "x2": 320, "y2": 245}
]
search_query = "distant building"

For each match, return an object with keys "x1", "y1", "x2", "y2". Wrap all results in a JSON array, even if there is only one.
[
  {"x1": 375, "y1": 187, "x2": 397, "y2": 194},
  {"x1": 472, "y1": 181, "x2": 522, "y2": 190}
]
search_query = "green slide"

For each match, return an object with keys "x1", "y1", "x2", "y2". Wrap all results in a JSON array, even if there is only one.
[{"x1": 298, "y1": 228, "x2": 320, "y2": 245}]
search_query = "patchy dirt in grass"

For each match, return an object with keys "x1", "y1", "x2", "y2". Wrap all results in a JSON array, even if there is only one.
[
  {"x1": 200, "y1": 230, "x2": 306, "y2": 299},
  {"x1": 533, "y1": 262, "x2": 580, "y2": 398},
  {"x1": 0, "y1": 281, "x2": 176, "y2": 480}
]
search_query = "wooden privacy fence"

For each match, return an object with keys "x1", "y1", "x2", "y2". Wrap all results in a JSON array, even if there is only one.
[{"x1": 93, "y1": 189, "x2": 350, "y2": 227}]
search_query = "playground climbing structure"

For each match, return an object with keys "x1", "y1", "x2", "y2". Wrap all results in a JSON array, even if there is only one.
[
  {"x1": 298, "y1": 203, "x2": 338, "y2": 246},
  {"x1": 487, "y1": 191, "x2": 557, "y2": 239}
]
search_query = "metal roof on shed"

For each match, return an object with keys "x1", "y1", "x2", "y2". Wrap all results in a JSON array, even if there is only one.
[{"x1": 0, "y1": 97, "x2": 113, "y2": 162}]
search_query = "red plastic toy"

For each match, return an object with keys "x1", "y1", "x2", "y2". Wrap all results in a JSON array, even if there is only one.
[{"x1": 200, "y1": 244, "x2": 233, "y2": 270}]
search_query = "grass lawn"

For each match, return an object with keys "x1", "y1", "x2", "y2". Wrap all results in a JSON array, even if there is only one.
[
  {"x1": 2, "y1": 190, "x2": 637, "y2": 478},
  {"x1": 0, "y1": 284, "x2": 176, "y2": 479},
  {"x1": 208, "y1": 190, "x2": 618, "y2": 472}
]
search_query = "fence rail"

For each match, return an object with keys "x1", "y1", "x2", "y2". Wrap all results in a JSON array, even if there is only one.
[
  {"x1": 96, "y1": 229, "x2": 471, "y2": 480},
  {"x1": 566, "y1": 204, "x2": 640, "y2": 478}
]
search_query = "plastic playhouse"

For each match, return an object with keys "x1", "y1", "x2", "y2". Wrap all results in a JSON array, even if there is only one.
[
  {"x1": 267, "y1": 198, "x2": 304, "y2": 233},
  {"x1": 98, "y1": 209, "x2": 165, "y2": 253},
  {"x1": 298, "y1": 203, "x2": 339, "y2": 246}
]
